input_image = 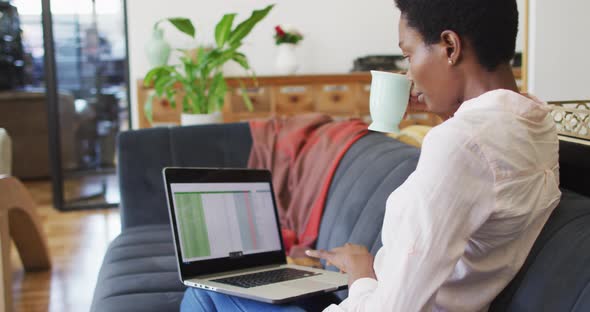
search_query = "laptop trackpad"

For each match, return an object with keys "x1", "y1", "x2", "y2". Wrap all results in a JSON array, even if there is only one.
[{"x1": 282, "y1": 279, "x2": 336, "y2": 291}]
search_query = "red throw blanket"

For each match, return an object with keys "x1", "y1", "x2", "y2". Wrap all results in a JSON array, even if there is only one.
[{"x1": 248, "y1": 113, "x2": 368, "y2": 256}]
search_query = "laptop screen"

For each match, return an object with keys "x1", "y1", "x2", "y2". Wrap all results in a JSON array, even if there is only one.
[{"x1": 170, "y1": 182, "x2": 282, "y2": 263}]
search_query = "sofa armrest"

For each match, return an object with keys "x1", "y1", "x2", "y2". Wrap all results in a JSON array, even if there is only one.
[{"x1": 117, "y1": 122, "x2": 252, "y2": 230}]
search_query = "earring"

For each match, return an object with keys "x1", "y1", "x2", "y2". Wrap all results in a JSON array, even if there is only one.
[{"x1": 448, "y1": 59, "x2": 453, "y2": 65}]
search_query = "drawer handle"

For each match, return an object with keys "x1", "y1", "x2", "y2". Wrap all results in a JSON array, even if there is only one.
[
  {"x1": 237, "y1": 87, "x2": 263, "y2": 95},
  {"x1": 324, "y1": 85, "x2": 348, "y2": 92},
  {"x1": 281, "y1": 86, "x2": 307, "y2": 94}
]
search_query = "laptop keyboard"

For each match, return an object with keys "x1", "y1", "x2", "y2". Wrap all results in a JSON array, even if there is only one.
[{"x1": 211, "y1": 268, "x2": 320, "y2": 288}]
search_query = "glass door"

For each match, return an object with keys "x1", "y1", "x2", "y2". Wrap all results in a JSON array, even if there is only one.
[{"x1": 32, "y1": 0, "x2": 130, "y2": 210}]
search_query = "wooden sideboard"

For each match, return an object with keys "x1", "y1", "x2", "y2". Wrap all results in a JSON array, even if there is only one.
[{"x1": 136, "y1": 73, "x2": 447, "y2": 129}]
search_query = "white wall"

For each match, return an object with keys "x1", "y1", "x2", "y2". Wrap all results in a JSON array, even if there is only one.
[
  {"x1": 127, "y1": 0, "x2": 527, "y2": 128},
  {"x1": 528, "y1": 0, "x2": 590, "y2": 101}
]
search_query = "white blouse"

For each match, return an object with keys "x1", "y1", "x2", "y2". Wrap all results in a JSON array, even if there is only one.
[{"x1": 325, "y1": 89, "x2": 562, "y2": 312}]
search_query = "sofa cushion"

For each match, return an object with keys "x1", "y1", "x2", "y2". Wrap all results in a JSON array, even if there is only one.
[
  {"x1": 117, "y1": 123, "x2": 252, "y2": 230},
  {"x1": 90, "y1": 224, "x2": 186, "y2": 312},
  {"x1": 316, "y1": 133, "x2": 419, "y2": 299},
  {"x1": 490, "y1": 190, "x2": 590, "y2": 311},
  {"x1": 318, "y1": 132, "x2": 420, "y2": 254}
]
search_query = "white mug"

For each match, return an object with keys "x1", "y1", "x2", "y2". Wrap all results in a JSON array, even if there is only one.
[{"x1": 368, "y1": 71, "x2": 412, "y2": 134}]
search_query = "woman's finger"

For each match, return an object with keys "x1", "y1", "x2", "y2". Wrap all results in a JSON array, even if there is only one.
[{"x1": 305, "y1": 249, "x2": 333, "y2": 262}]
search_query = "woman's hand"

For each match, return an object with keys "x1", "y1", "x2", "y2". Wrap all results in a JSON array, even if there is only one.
[{"x1": 306, "y1": 243, "x2": 376, "y2": 287}]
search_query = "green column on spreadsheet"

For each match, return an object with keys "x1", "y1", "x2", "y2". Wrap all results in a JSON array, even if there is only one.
[{"x1": 175, "y1": 193, "x2": 211, "y2": 258}]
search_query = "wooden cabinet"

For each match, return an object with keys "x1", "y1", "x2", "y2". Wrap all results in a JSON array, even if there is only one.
[
  {"x1": 314, "y1": 84, "x2": 358, "y2": 114},
  {"x1": 273, "y1": 85, "x2": 313, "y2": 115},
  {"x1": 228, "y1": 86, "x2": 271, "y2": 113},
  {"x1": 136, "y1": 73, "x2": 443, "y2": 128}
]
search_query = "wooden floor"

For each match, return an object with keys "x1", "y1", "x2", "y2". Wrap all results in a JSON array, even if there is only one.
[{"x1": 10, "y1": 180, "x2": 120, "y2": 312}]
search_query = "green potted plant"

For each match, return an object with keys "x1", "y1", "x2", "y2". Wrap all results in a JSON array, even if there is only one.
[{"x1": 143, "y1": 5, "x2": 274, "y2": 126}]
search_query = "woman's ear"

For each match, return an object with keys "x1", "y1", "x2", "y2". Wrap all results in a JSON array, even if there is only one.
[{"x1": 440, "y1": 30, "x2": 462, "y2": 65}]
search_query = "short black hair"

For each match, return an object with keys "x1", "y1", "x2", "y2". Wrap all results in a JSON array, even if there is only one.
[{"x1": 395, "y1": 0, "x2": 518, "y2": 71}]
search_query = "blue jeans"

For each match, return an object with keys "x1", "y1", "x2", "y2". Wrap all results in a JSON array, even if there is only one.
[{"x1": 181, "y1": 288, "x2": 341, "y2": 312}]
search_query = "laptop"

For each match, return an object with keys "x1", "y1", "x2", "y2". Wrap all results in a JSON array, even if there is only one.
[{"x1": 163, "y1": 167, "x2": 348, "y2": 304}]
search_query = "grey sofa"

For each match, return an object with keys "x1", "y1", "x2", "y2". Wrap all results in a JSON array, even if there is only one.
[{"x1": 91, "y1": 123, "x2": 590, "y2": 312}]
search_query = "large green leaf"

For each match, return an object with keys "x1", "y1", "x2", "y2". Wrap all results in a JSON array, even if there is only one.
[
  {"x1": 195, "y1": 49, "x2": 221, "y2": 77},
  {"x1": 204, "y1": 48, "x2": 239, "y2": 74},
  {"x1": 238, "y1": 80, "x2": 254, "y2": 112},
  {"x1": 167, "y1": 18, "x2": 195, "y2": 38},
  {"x1": 154, "y1": 75, "x2": 176, "y2": 96},
  {"x1": 180, "y1": 56, "x2": 196, "y2": 82},
  {"x1": 215, "y1": 79, "x2": 228, "y2": 111},
  {"x1": 227, "y1": 4, "x2": 274, "y2": 46},
  {"x1": 232, "y1": 52, "x2": 250, "y2": 71},
  {"x1": 166, "y1": 88, "x2": 176, "y2": 109},
  {"x1": 207, "y1": 73, "x2": 226, "y2": 112},
  {"x1": 143, "y1": 68, "x2": 160, "y2": 86},
  {"x1": 143, "y1": 66, "x2": 173, "y2": 86},
  {"x1": 191, "y1": 78, "x2": 206, "y2": 108},
  {"x1": 191, "y1": 92, "x2": 206, "y2": 114},
  {"x1": 215, "y1": 13, "x2": 236, "y2": 48},
  {"x1": 232, "y1": 53, "x2": 258, "y2": 86},
  {"x1": 144, "y1": 93, "x2": 154, "y2": 123},
  {"x1": 183, "y1": 96, "x2": 190, "y2": 114}
]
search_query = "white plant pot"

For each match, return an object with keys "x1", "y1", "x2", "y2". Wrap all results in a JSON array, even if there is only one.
[
  {"x1": 180, "y1": 112, "x2": 223, "y2": 126},
  {"x1": 275, "y1": 43, "x2": 299, "y2": 75}
]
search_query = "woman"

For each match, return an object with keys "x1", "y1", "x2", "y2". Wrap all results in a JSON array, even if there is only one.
[{"x1": 182, "y1": 0, "x2": 561, "y2": 310}]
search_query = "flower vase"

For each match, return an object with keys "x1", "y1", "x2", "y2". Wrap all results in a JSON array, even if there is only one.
[
  {"x1": 145, "y1": 28, "x2": 171, "y2": 67},
  {"x1": 275, "y1": 43, "x2": 298, "y2": 75}
]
